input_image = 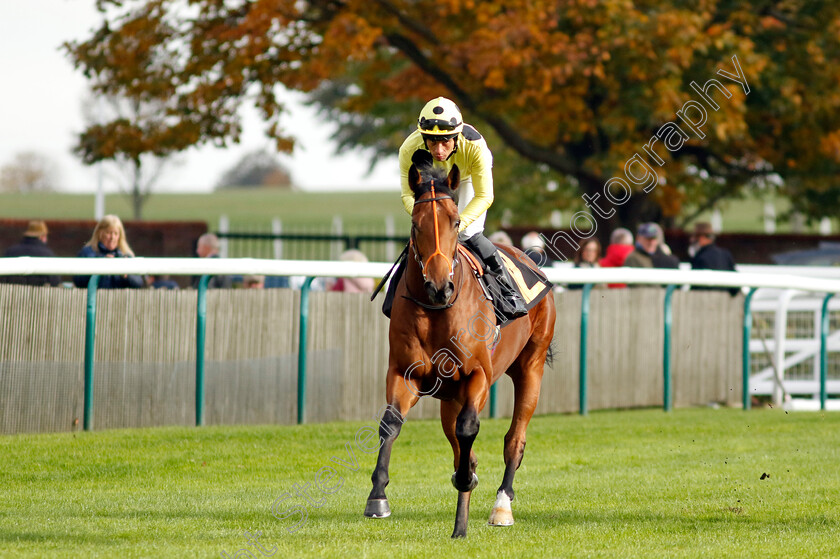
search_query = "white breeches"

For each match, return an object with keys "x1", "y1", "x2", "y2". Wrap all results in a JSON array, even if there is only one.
[{"x1": 457, "y1": 176, "x2": 487, "y2": 241}]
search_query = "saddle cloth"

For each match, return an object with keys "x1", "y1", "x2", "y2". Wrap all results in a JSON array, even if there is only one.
[{"x1": 457, "y1": 244, "x2": 553, "y2": 313}]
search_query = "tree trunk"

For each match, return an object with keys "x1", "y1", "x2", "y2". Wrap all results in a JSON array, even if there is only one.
[
  {"x1": 131, "y1": 161, "x2": 143, "y2": 220},
  {"x1": 579, "y1": 176, "x2": 621, "y2": 248},
  {"x1": 577, "y1": 176, "x2": 667, "y2": 246}
]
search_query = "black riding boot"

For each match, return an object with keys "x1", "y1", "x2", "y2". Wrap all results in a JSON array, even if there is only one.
[
  {"x1": 381, "y1": 255, "x2": 406, "y2": 318},
  {"x1": 463, "y1": 233, "x2": 528, "y2": 320},
  {"x1": 484, "y1": 252, "x2": 529, "y2": 318}
]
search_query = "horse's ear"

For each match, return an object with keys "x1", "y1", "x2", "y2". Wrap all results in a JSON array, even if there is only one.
[
  {"x1": 408, "y1": 165, "x2": 421, "y2": 195},
  {"x1": 409, "y1": 150, "x2": 433, "y2": 196},
  {"x1": 411, "y1": 150, "x2": 434, "y2": 169},
  {"x1": 447, "y1": 164, "x2": 460, "y2": 191}
]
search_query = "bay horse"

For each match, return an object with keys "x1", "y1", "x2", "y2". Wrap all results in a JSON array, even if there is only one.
[{"x1": 364, "y1": 154, "x2": 556, "y2": 538}]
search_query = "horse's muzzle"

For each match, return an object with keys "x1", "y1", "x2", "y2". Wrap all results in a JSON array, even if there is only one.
[{"x1": 425, "y1": 280, "x2": 455, "y2": 305}]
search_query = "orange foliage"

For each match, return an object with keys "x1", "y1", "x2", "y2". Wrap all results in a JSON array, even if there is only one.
[{"x1": 67, "y1": 0, "x2": 840, "y2": 224}]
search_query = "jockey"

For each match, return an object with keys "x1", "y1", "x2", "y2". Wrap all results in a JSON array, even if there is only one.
[{"x1": 395, "y1": 96, "x2": 527, "y2": 319}]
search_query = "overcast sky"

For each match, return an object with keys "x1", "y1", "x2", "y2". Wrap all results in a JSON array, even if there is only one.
[{"x1": 0, "y1": 1, "x2": 399, "y2": 193}]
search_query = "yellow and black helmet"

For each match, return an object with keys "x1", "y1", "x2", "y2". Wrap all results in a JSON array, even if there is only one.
[{"x1": 417, "y1": 97, "x2": 463, "y2": 139}]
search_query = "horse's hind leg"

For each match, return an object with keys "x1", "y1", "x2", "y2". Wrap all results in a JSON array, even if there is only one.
[
  {"x1": 364, "y1": 366, "x2": 419, "y2": 518},
  {"x1": 489, "y1": 350, "x2": 545, "y2": 526}
]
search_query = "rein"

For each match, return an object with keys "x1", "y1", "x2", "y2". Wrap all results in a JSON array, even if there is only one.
[
  {"x1": 412, "y1": 180, "x2": 454, "y2": 278},
  {"x1": 402, "y1": 251, "x2": 464, "y2": 310}
]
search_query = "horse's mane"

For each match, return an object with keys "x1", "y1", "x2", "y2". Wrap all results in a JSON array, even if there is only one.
[{"x1": 411, "y1": 150, "x2": 457, "y2": 201}]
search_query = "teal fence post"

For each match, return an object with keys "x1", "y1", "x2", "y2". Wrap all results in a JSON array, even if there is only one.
[
  {"x1": 820, "y1": 293, "x2": 835, "y2": 411},
  {"x1": 83, "y1": 275, "x2": 100, "y2": 431},
  {"x1": 742, "y1": 288, "x2": 758, "y2": 411},
  {"x1": 298, "y1": 277, "x2": 315, "y2": 424},
  {"x1": 489, "y1": 384, "x2": 498, "y2": 419},
  {"x1": 663, "y1": 285, "x2": 677, "y2": 412},
  {"x1": 195, "y1": 275, "x2": 211, "y2": 426},
  {"x1": 579, "y1": 283, "x2": 593, "y2": 416}
]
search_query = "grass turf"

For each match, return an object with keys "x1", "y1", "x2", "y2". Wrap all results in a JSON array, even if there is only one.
[
  {"x1": 1, "y1": 408, "x2": 839, "y2": 558},
  {"x1": 0, "y1": 191, "x2": 831, "y2": 234},
  {"x1": 0, "y1": 190, "x2": 404, "y2": 230}
]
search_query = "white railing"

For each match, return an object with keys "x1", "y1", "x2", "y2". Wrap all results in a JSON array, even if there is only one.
[
  {"x1": 749, "y1": 292, "x2": 840, "y2": 399},
  {"x1": 0, "y1": 256, "x2": 393, "y2": 279},
  {"x1": 6, "y1": 257, "x2": 840, "y2": 292},
  {"x1": 5, "y1": 257, "x2": 840, "y2": 409}
]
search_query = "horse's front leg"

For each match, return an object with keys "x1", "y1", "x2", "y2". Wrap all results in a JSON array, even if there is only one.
[
  {"x1": 451, "y1": 367, "x2": 489, "y2": 538},
  {"x1": 364, "y1": 364, "x2": 419, "y2": 518}
]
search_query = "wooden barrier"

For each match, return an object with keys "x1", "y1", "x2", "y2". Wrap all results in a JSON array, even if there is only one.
[{"x1": 0, "y1": 285, "x2": 742, "y2": 434}]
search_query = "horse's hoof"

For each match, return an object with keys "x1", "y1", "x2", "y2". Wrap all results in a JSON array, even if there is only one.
[
  {"x1": 451, "y1": 471, "x2": 479, "y2": 492},
  {"x1": 364, "y1": 498, "x2": 391, "y2": 518},
  {"x1": 488, "y1": 491, "x2": 514, "y2": 526}
]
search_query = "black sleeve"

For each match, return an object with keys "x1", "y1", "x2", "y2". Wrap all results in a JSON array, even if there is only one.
[{"x1": 725, "y1": 250, "x2": 737, "y2": 271}]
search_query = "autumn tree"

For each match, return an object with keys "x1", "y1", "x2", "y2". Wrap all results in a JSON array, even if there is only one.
[
  {"x1": 216, "y1": 149, "x2": 293, "y2": 189},
  {"x1": 66, "y1": 1, "x2": 840, "y2": 238},
  {"x1": 308, "y1": 82, "x2": 576, "y2": 229},
  {"x1": 0, "y1": 152, "x2": 60, "y2": 193},
  {"x1": 79, "y1": 86, "x2": 181, "y2": 220}
]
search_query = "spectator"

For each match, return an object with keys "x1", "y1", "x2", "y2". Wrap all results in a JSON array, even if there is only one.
[
  {"x1": 73, "y1": 215, "x2": 145, "y2": 289},
  {"x1": 264, "y1": 276, "x2": 291, "y2": 289},
  {"x1": 242, "y1": 274, "x2": 265, "y2": 289},
  {"x1": 1, "y1": 220, "x2": 60, "y2": 286},
  {"x1": 192, "y1": 233, "x2": 233, "y2": 289},
  {"x1": 623, "y1": 222, "x2": 680, "y2": 269},
  {"x1": 149, "y1": 275, "x2": 179, "y2": 290},
  {"x1": 575, "y1": 238, "x2": 602, "y2": 268},
  {"x1": 521, "y1": 231, "x2": 552, "y2": 267},
  {"x1": 649, "y1": 222, "x2": 674, "y2": 256},
  {"x1": 330, "y1": 249, "x2": 375, "y2": 293},
  {"x1": 290, "y1": 275, "x2": 331, "y2": 291},
  {"x1": 488, "y1": 230, "x2": 513, "y2": 246},
  {"x1": 689, "y1": 222, "x2": 739, "y2": 295},
  {"x1": 568, "y1": 238, "x2": 602, "y2": 290},
  {"x1": 599, "y1": 227, "x2": 635, "y2": 288}
]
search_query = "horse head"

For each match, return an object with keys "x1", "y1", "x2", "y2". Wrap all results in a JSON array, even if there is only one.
[{"x1": 407, "y1": 150, "x2": 461, "y2": 305}]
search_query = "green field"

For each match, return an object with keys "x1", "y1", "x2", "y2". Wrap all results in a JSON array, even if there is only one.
[
  {"x1": 0, "y1": 190, "x2": 833, "y2": 234},
  {"x1": 0, "y1": 190, "x2": 406, "y2": 231},
  {"x1": 2, "y1": 408, "x2": 839, "y2": 558}
]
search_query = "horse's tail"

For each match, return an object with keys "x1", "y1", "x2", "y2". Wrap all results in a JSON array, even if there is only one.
[{"x1": 545, "y1": 338, "x2": 557, "y2": 368}]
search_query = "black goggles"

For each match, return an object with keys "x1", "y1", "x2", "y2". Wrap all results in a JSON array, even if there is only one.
[{"x1": 419, "y1": 117, "x2": 459, "y2": 132}]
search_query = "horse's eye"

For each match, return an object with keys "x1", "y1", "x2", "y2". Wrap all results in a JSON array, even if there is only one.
[{"x1": 454, "y1": 220, "x2": 461, "y2": 230}]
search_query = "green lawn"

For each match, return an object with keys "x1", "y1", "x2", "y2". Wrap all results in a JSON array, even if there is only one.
[
  {"x1": 686, "y1": 196, "x2": 834, "y2": 234},
  {"x1": 1, "y1": 190, "x2": 834, "y2": 234},
  {"x1": 2, "y1": 408, "x2": 838, "y2": 558},
  {"x1": 0, "y1": 190, "x2": 406, "y2": 231}
]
